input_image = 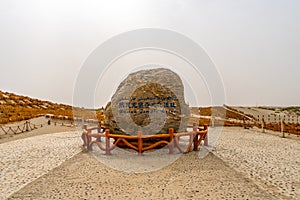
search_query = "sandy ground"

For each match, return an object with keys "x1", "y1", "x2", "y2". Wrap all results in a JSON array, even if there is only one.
[
  {"x1": 7, "y1": 152, "x2": 274, "y2": 200},
  {"x1": 1, "y1": 123, "x2": 299, "y2": 199},
  {"x1": 0, "y1": 131, "x2": 82, "y2": 199},
  {"x1": 213, "y1": 127, "x2": 300, "y2": 199}
]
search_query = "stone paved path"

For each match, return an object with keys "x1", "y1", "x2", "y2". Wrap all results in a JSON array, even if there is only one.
[{"x1": 0, "y1": 132, "x2": 81, "y2": 199}]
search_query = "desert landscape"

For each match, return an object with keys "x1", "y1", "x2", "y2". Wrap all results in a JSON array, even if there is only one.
[
  {"x1": 1, "y1": 1, "x2": 299, "y2": 199},
  {"x1": 0, "y1": 91, "x2": 299, "y2": 199}
]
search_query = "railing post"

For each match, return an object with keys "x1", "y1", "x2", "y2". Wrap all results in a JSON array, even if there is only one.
[
  {"x1": 193, "y1": 124, "x2": 198, "y2": 151},
  {"x1": 98, "y1": 124, "x2": 103, "y2": 132},
  {"x1": 169, "y1": 128, "x2": 174, "y2": 154},
  {"x1": 81, "y1": 128, "x2": 87, "y2": 147},
  {"x1": 188, "y1": 129, "x2": 193, "y2": 152},
  {"x1": 204, "y1": 125, "x2": 209, "y2": 146},
  {"x1": 96, "y1": 135, "x2": 101, "y2": 143},
  {"x1": 87, "y1": 129, "x2": 92, "y2": 151},
  {"x1": 138, "y1": 131, "x2": 143, "y2": 155},
  {"x1": 97, "y1": 124, "x2": 102, "y2": 142},
  {"x1": 105, "y1": 129, "x2": 111, "y2": 155}
]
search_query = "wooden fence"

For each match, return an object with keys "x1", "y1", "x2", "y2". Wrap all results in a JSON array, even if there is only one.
[{"x1": 81, "y1": 125, "x2": 208, "y2": 155}]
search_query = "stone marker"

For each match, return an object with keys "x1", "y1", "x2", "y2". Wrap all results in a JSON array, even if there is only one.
[{"x1": 104, "y1": 68, "x2": 190, "y2": 136}]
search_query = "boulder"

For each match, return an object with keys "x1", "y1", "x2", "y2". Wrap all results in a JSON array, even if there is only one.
[{"x1": 104, "y1": 68, "x2": 190, "y2": 136}]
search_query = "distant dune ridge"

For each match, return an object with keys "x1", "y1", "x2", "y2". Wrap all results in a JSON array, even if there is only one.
[
  {"x1": 0, "y1": 90, "x2": 299, "y2": 135},
  {"x1": 0, "y1": 90, "x2": 73, "y2": 124},
  {"x1": 0, "y1": 90, "x2": 103, "y2": 124}
]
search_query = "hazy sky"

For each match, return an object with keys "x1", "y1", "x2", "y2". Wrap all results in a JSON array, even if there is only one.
[{"x1": 0, "y1": 0, "x2": 299, "y2": 107}]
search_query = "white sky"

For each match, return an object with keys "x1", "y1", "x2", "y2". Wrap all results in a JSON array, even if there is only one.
[{"x1": 0, "y1": 0, "x2": 299, "y2": 107}]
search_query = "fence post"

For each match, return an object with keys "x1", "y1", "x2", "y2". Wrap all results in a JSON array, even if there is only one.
[
  {"x1": 281, "y1": 119, "x2": 285, "y2": 138},
  {"x1": 96, "y1": 135, "x2": 101, "y2": 143},
  {"x1": 87, "y1": 129, "x2": 92, "y2": 151},
  {"x1": 97, "y1": 124, "x2": 101, "y2": 142},
  {"x1": 262, "y1": 118, "x2": 265, "y2": 133},
  {"x1": 169, "y1": 128, "x2": 174, "y2": 154},
  {"x1": 138, "y1": 131, "x2": 143, "y2": 155},
  {"x1": 105, "y1": 129, "x2": 111, "y2": 155},
  {"x1": 193, "y1": 124, "x2": 198, "y2": 151},
  {"x1": 25, "y1": 121, "x2": 29, "y2": 131},
  {"x1": 211, "y1": 116, "x2": 215, "y2": 128},
  {"x1": 188, "y1": 128, "x2": 193, "y2": 152},
  {"x1": 204, "y1": 125, "x2": 209, "y2": 146},
  {"x1": 82, "y1": 124, "x2": 88, "y2": 147},
  {"x1": 81, "y1": 129, "x2": 87, "y2": 147}
]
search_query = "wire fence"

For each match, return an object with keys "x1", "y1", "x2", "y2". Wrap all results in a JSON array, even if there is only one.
[
  {"x1": 0, "y1": 121, "x2": 44, "y2": 135},
  {"x1": 0, "y1": 116, "x2": 100, "y2": 136}
]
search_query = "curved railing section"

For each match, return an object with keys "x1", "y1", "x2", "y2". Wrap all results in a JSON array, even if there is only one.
[{"x1": 81, "y1": 125, "x2": 208, "y2": 155}]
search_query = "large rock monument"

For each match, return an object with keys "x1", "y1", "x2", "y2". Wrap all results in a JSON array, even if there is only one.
[{"x1": 104, "y1": 68, "x2": 190, "y2": 136}]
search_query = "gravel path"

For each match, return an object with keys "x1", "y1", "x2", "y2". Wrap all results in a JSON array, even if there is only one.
[
  {"x1": 213, "y1": 127, "x2": 300, "y2": 199},
  {"x1": 8, "y1": 151, "x2": 275, "y2": 200},
  {"x1": 0, "y1": 131, "x2": 82, "y2": 199}
]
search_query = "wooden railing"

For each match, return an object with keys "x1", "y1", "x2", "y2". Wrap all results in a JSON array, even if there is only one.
[{"x1": 81, "y1": 125, "x2": 208, "y2": 155}]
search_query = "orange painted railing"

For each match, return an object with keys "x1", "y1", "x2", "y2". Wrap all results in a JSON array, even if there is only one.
[{"x1": 81, "y1": 125, "x2": 208, "y2": 155}]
